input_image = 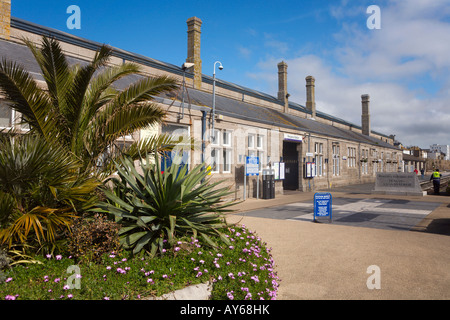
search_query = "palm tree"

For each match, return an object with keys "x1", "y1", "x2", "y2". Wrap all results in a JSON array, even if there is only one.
[{"x1": 0, "y1": 36, "x2": 181, "y2": 176}]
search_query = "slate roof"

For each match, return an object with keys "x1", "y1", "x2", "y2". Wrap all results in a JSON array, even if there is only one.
[
  {"x1": 176, "y1": 88, "x2": 397, "y2": 150},
  {"x1": 1, "y1": 17, "x2": 398, "y2": 151}
]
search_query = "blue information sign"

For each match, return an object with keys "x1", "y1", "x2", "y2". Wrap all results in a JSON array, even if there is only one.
[
  {"x1": 245, "y1": 156, "x2": 259, "y2": 176},
  {"x1": 313, "y1": 192, "x2": 332, "y2": 222}
]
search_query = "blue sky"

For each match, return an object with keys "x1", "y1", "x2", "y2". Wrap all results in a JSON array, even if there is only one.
[{"x1": 11, "y1": 0, "x2": 450, "y2": 149}]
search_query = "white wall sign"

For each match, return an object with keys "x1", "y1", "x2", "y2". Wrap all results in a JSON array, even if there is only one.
[{"x1": 283, "y1": 133, "x2": 303, "y2": 142}]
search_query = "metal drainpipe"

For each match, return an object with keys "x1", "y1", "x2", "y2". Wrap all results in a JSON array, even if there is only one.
[{"x1": 201, "y1": 110, "x2": 207, "y2": 164}]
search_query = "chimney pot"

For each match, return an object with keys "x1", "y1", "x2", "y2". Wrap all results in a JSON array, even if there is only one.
[
  {"x1": 0, "y1": 0, "x2": 11, "y2": 40},
  {"x1": 186, "y1": 17, "x2": 202, "y2": 89},
  {"x1": 306, "y1": 76, "x2": 316, "y2": 119},
  {"x1": 361, "y1": 94, "x2": 371, "y2": 136},
  {"x1": 277, "y1": 61, "x2": 289, "y2": 113}
]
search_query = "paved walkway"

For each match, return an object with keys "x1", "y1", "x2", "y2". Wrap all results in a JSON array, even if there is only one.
[{"x1": 226, "y1": 183, "x2": 450, "y2": 299}]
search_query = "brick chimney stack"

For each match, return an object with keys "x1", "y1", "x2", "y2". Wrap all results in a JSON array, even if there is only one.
[
  {"x1": 305, "y1": 75, "x2": 316, "y2": 119},
  {"x1": 0, "y1": 0, "x2": 11, "y2": 40},
  {"x1": 277, "y1": 61, "x2": 289, "y2": 113},
  {"x1": 186, "y1": 17, "x2": 202, "y2": 89},
  {"x1": 361, "y1": 94, "x2": 371, "y2": 136}
]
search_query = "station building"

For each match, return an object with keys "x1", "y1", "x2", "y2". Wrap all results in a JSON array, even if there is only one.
[{"x1": 0, "y1": 3, "x2": 402, "y2": 200}]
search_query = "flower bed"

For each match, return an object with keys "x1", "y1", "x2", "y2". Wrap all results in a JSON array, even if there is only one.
[{"x1": 1, "y1": 225, "x2": 280, "y2": 300}]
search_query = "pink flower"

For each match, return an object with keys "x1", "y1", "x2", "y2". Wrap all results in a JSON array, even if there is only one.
[
  {"x1": 67, "y1": 294, "x2": 73, "y2": 299},
  {"x1": 116, "y1": 268, "x2": 126, "y2": 274},
  {"x1": 5, "y1": 277, "x2": 12, "y2": 283},
  {"x1": 5, "y1": 295, "x2": 16, "y2": 300},
  {"x1": 56, "y1": 255, "x2": 62, "y2": 260},
  {"x1": 54, "y1": 278, "x2": 60, "y2": 283}
]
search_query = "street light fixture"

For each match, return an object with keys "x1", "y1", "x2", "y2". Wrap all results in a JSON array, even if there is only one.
[
  {"x1": 179, "y1": 62, "x2": 194, "y2": 119},
  {"x1": 211, "y1": 61, "x2": 223, "y2": 142}
]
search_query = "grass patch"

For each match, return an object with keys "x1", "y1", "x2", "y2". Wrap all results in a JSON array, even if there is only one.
[{"x1": 1, "y1": 225, "x2": 279, "y2": 300}]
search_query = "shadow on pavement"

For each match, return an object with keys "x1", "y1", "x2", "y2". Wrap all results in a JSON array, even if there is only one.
[{"x1": 419, "y1": 218, "x2": 450, "y2": 236}]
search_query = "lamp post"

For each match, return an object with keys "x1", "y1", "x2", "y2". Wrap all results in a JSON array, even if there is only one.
[{"x1": 211, "y1": 61, "x2": 223, "y2": 142}]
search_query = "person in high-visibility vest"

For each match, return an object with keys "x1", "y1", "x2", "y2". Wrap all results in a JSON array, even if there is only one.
[{"x1": 430, "y1": 169, "x2": 442, "y2": 194}]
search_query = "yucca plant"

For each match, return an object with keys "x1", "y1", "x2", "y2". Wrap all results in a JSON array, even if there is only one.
[
  {"x1": 0, "y1": 134, "x2": 100, "y2": 248},
  {"x1": 96, "y1": 153, "x2": 237, "y2": 256},
  {"x1": 0, "y1": 36, "x2": 181, "y2": 177}
]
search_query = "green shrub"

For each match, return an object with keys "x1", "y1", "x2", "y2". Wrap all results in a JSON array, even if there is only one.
[
  {"x1": 0, "y1": 134, "x2": 100, "y2": 250},
  {"x1": 96, "y1": 154, "x2": 237, "y2": 256},
  {"x1": 66, "y1": 214, "x2": 120, "y2": 263}
]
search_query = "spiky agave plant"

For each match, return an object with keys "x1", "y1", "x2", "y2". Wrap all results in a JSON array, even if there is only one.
[{"x1": 96, "y1": 153, "x2": 237, "y2": 257}]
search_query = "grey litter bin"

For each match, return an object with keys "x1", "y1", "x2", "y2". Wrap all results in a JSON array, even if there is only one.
[{"x1": 262, "y1": 169, "x2": 275, "y2": 199}]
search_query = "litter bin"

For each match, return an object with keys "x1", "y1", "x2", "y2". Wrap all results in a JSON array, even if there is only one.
[{"x1": 262, "y1": 169, "x2": 275, "y2": 199}]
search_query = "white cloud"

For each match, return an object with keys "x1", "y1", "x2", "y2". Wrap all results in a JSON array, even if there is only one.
[{"x1": 246, "y1": 0, "x2": 450, "y2": 148}]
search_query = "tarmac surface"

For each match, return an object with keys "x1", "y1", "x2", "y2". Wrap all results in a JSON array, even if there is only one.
[{"x1": 226, "y1": 182, "x2": 450, "y2": 300}]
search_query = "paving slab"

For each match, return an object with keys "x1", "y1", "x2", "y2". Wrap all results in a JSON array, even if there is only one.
[
  {"x1": 235, "y1": 197, "x2": 441, "y2": 232},
  {"x1": 226, "y1": 185, "x2": 450, "y2": 300}
]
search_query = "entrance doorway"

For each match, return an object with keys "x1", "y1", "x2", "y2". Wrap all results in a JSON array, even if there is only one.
[{"x1": 283, "y1": 141, "x2": 300, "y2": 190}]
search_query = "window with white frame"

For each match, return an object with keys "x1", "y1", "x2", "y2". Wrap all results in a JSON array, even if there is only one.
[
  {"x1": 257, "y1": 150, "x2": 264, "y2": 171},
  {"x1": 332, "y1": 144, "x2": 340, "y2": 176},
  {"x1": 211, "y1": 147, "x2": 220, "y2": 173},
  {"x1": 223, "y1": 148, "x2": 232, "y2": 173},
  {"x1": 315, "y1": 142, "x2": 323, "y2": 176},
  {"x1": 222, "y1": 130, "x2": 231, "y2": 147},
  {"x1": 162, "y1": 123, "x2": 191, "y2": 169},
  {"x1": 222, "y1": 130, "x2": 232, "y2": 173},
  {"x1": 348, "y1": 147, "x2": 356, "y2": 167},
  {"x1": 248, "y1": 133, "x2": 255, "y2": 149},
  {"x1": 0, "y1": 101, "x2": 12, "y2": 128},
  {"x1": 211, "y1": 129, "x2": 220, "y2": 146},
  {"x1": 361, "y1": 148, "x2": 368, "y2": 174},
  {"x1": 256, "y1": 134, "x2": 264, "y2": 171},
  {"x1": 248, "y1": 133, "x2": 265, "y2": 171},
  {"x1": 371, "y1": 149, "x2": 378, "y2": 174},
  {"x1": 257, "y1": 134, "x2": 263, "y2": 149},
  {"x1": 0, "y1": 102, "x2": 30, "y2": 131},
  {"x1": 210, "y1": 129, "x2": 232, "y2": 173}
]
